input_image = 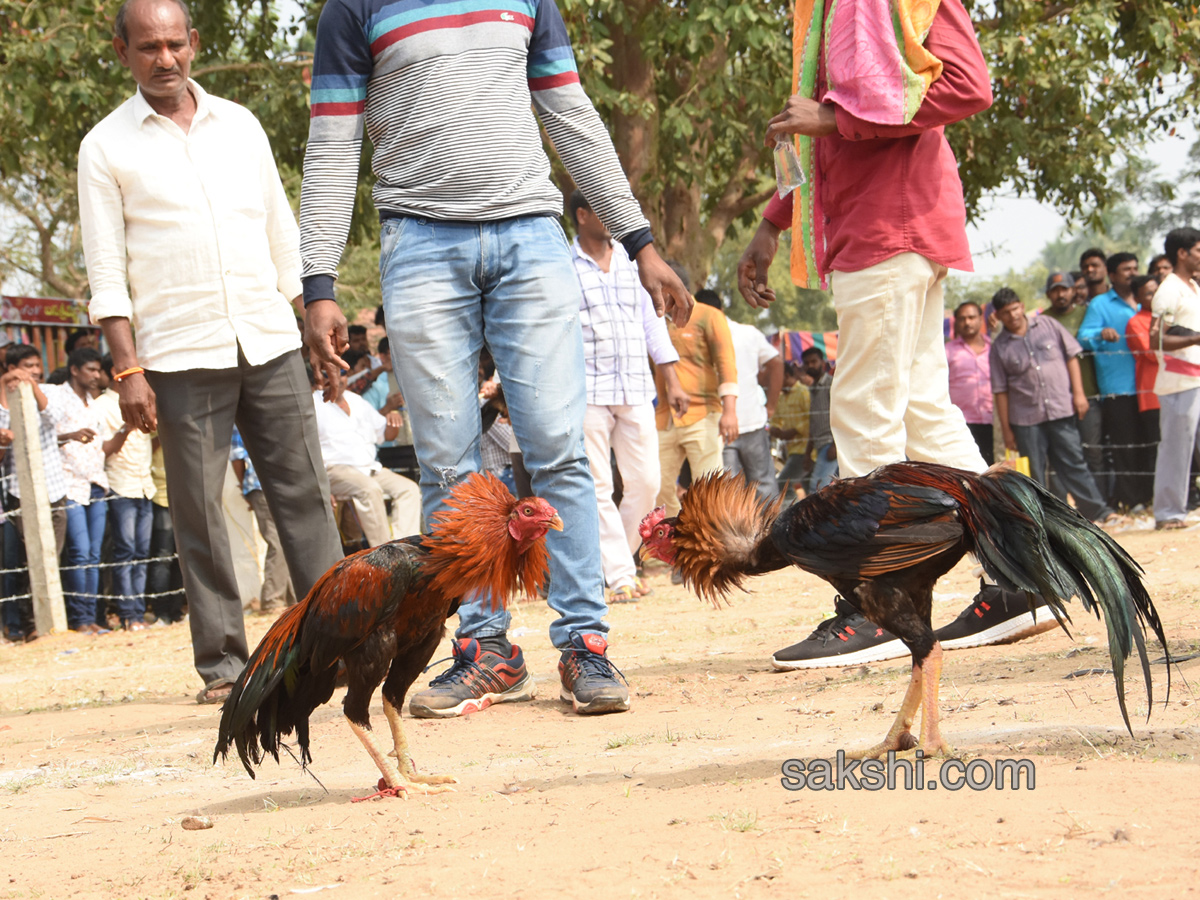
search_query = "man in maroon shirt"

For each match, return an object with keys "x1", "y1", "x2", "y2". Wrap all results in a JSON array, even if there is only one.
[{"x1": 738, "y1": 0, "x2": 1045, "y2": 669}]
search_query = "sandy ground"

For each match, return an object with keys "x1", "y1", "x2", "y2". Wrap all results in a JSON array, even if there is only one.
[{"x1": 1, "y1": 517, "x2": 1198, "y2": 900}]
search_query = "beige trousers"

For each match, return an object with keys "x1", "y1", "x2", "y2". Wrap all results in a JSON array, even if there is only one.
[
  {"x1": 326, "y1": 464, "x2": 422, "y2": 547},
  {"x1": 656, "y1": 410, "x2": 724, "y2": 516},
  {"x1": 829, "y1": 253, "x2": 987, "y2": 478}
]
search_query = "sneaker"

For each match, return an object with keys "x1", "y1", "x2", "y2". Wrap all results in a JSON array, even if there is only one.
[
  {"x1": 408, "y1": 638, "x2": 535, "y2": 719},
  {"x1": 770, "y1": 597, "x2": 909, "y2": 670},
  {"x1": 558, "y1": 632, "x2": 630, "y2": 714},
  {"x1": 934, "y1": 584, "x2": 1060, "y2": 650}
]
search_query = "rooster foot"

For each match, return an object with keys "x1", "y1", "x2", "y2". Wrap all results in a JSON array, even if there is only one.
[
  {"x1": 351, "y1": 779, "x2": 410, "y2": 802},
  {"x1": 350, "y1": 777, "x2": 457, "y2": 802},
  {"x1": 844, "y1": 730, "x2": 918, "y2": 761},
  {"x1": 404, "y1": 773, "x2": 458, "y2": 786}
]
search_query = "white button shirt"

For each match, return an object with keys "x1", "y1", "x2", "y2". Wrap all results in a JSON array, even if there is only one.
[
  {"x1": 312, "y1": 391, "x2": 387, "y2": 476},
  {"x1": 78, "y1": 80, "x2": 303, "y2": 372}
]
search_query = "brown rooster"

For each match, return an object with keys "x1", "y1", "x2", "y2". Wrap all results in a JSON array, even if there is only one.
[
  {"x1": 639, "y1": 462, "x2": 1169, "y2": 758},
  {"x1": 214, "y1": 472, "x2": 561, "y2": 798}
]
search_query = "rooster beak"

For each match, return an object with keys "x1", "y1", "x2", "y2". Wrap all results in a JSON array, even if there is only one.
[{"x1": 547, "y1": 514, "x2": 563, "y2": 532}]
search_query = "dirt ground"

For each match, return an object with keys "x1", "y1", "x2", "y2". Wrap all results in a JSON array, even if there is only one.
[{"x1": 1, "y1": 516, "x2": 1198, "y2": 900}]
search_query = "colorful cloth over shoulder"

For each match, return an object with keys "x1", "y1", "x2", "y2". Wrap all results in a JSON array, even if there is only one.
[{"x1": 788, "y1": 0, "x2": 943, "y2": 289}]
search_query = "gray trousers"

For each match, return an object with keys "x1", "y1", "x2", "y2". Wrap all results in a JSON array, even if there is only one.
[
  {"x1": 722, "y1": 427, "x2": 781, "y2": 502},
  {"x1": 148, "y1": 348, "x2": 343, "y2": 686},
  {"x1": 1154, "y1": 388, "x2": 1200, "y2": 524},
  {"x1": 245, "y1": 489, "x2": 295, "y2": 609}
]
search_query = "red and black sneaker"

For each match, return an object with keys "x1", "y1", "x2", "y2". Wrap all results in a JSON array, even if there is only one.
[
  {"x1": 558, "y1": 631, "x2": 630, "y2": 715},
  {"x1": 408, "y1": 638, "x2": 535, "y2": 718},
  {"x1": 934, "y1": 583, "x2": 1060, "y2": 650},
  {"x1": 771, "y1": 597, "x2": 909, "y2": 670}
]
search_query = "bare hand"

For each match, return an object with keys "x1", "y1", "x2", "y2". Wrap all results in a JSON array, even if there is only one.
[
  {"x1": 1002, "y1": 430, "x2": 1018, "y2": 453},
  {"x1": 0, "y1": 428, "x2": 12, "y2": 447},
  {"x1": 304, "y1": 299, "x2": 349, "y2": 403},
  {"x1": 1100, "y1": 327, "x2": 1120, "y2": 342},
  {"x1": 385, "y1": 410, "x2": 403, "y2": 429},
  {"x1": 737, "y1": 220, "x2": 781, "y2": 309},
  {"x1": 764, "y1": 96, "x2": 838, "y2": 146},
  {"x1": 718, "y1": 410, "x2": 739, "y2": 445},
  {"x1": 1073, "y1": 392, "x2": 1090, "y2": 420},
  {"x1": 634, "y1": 244, "x2": 694, "y2": 327},
  {"x1": 116, "y1": 373, "x2": 158, "y2": 433},
  {"x1": 62, "y1": 427, "x2": 98, "y2": 445},
  {"x1": 667, "y1": 382, "x2": 689, "y2": 420},
  {"x1": 825, "y1": 443, "x2": 837, "y2": 461}
]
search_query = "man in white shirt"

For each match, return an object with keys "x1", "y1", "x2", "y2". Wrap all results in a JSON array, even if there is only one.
[
  {"x1": 77, "y1": 0, "x2": 342, "y2": 702},
  {"x1": 723, "y1": 320, "x2": 783, "y2": 502},
  {"x1": 312, "y1": 368, "x2": 422, "y2": 546},
  {"x1": 568, "y1": 191, "x2": 688, "y2": 604},
  {"x1": 94, "y1": 354, "x2": 156, "y2": 631},
  {"x1": 1150, "y1": 226, "x2": 1200, "y2": 529}
]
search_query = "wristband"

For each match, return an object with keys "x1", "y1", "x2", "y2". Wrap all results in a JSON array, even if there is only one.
[{"x1": 113, "y1": 366, "x2": 145, "y2": 382}]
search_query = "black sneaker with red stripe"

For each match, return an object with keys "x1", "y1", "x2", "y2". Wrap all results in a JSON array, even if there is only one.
[
  {"x1": 408, "y1": 638, "x2": 535, "y2": 718},
  {"x1": 771, "y1": 597, "x2": 909, "y2": 670},
  {"x1": 933, "y1": 583, "x2": 1060, "y2": 650}
]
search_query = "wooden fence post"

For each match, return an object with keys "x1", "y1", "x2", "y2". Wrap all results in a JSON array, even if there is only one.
[{"x1": 7, "y1": 380, "x2": 66, "y2": 634}]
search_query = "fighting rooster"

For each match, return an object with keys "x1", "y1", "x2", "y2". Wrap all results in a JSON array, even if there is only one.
[
  {"x1": 639, "y1": 462, "x2": 1169, "y2": 757},
  {"x1": 214, "y1": 473, "x2": 561, "y2": 797}
]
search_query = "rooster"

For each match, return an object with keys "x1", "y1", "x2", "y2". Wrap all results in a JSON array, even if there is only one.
[
  {"x1": 639, "y1": 462, "x2": 1169, "y2": 758},
  {"x1": 214, "y1": 472, "x2": 561, "y2": 798}
]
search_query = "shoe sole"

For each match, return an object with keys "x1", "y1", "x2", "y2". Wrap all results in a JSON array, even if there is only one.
[
  {"x1": 409, "y1": 674, "x2": 536, "y2": 719},
  {"x1": 558, "y1": 686, "x2": 630, "y2": 715},
  {"x1": 770, "y1": 637, "x2": 910, "y2": 671},
  {"x1": 937, "y1": 609, "x2": 1061, "y2": 651}
]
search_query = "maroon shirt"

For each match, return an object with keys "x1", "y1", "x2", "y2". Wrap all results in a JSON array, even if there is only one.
[{"x1": 763, "y1": 0, "x2": 991, "y2": 276}]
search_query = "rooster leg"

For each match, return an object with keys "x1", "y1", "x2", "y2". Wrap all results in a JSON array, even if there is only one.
[
  {"x1": 915, "y1": 643, "x2": 955, "y2": 757},
  {"x1": 845, "y1": 663, "x2": 923, "y2": 760},
  {"x1": 382, "y1": 698, "x2": 457, "y2": 788},
  {"x1": 345, "y1": 718, "x2": 408, "y2": 799}
]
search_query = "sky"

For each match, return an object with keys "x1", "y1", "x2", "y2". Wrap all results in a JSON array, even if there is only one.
[{"x1": 962, "y1": 122, "x2": 1198, "y2": 279}]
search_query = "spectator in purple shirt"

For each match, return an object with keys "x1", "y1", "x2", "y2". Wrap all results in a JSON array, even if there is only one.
[
  {"x1": 945, "y1": 301, "x2": 993, "y2": 464},
  {"x1": 989, "y1": 288, "x2": 1118, "y2": 525}
]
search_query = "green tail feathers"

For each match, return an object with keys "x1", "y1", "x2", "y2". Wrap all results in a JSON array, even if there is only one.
[{"x1": 970, "y1": 468, "x2": 1170, "y2": 736}]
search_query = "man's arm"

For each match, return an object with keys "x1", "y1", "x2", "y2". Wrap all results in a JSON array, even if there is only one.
[
  {"x1": 299, "y1": 0, "x2": 373, "y2": 394},
  {"x1": 756, "y1": 341, "x2": 784, "y2": 420},
  {"x1": 1066, "y1": 356, "x2": 1089, "y2": 419},
  {"x1": 658, "y1": 362, "x2": 689, "y2": 420},
  {"x1": 100, "y1": 316, "x2": 157, "y2": 433},
  {"x1": 526, "y1": 2, "x2": 691, "y2": 325},
  {"x1": 994, "y1": 392, "x2": 1016, "y2": 452},
  {"x1": 707, "y1": 312, "x2": 740, "y2": 444}
]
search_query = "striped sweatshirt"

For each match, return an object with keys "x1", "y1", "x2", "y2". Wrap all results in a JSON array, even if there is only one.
[{"x1": 300, "y1": 0, "x2": 653, "y2": 304}]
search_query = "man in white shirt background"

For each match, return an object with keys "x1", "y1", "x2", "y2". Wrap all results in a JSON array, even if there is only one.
[
  {"x1": 723, "y1": 319, "x2": 784, "y2": 503},
  {"x1": 1150, "y1": 226, "x2": 1200, "y2": 530},
  {"x1": 77, "y1": 0, "x2": 342, "y2": 703},
  {"x1": 568, "y1": 191, "x2": 688, "y2": 604},
  {"x1": 312, "y1": 367, "x2": 422, "y2": 547}
]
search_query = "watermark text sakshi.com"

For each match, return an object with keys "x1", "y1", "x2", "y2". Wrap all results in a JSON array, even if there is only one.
[{"x1": 781, "y1": 751, "x2": 1035, "y2": 791}]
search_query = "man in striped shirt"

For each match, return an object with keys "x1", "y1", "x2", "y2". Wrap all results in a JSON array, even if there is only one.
[{"x1": 300, "y1": 0, "x2": 691, "y2": 717}]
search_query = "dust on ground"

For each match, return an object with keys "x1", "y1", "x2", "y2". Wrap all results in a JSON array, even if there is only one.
[{"x1": 1, "y1": 519, "x2": 1198, "y2": 900}]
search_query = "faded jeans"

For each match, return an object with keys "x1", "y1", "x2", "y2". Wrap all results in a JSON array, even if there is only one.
[{"x1": 379, "y1": 215, "x2": 606, "y2": 650}]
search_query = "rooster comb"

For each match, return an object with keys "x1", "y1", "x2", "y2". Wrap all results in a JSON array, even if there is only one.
[{"x1": 638, "y1": 506, "x2": 669, "y2": 541}]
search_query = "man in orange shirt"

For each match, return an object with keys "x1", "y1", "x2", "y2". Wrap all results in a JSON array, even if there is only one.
[{"x1": 654, "y1": 290, "x2": 738, "y2": 517}]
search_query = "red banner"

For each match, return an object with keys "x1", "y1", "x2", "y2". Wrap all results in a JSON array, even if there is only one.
[{"x1": 1, "y1": 295, "x2": 89, "y2": 326}]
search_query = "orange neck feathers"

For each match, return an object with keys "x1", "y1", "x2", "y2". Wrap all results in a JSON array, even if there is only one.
[{"x1": 423, "y1": 473, "x2": 551, "y2": 609}]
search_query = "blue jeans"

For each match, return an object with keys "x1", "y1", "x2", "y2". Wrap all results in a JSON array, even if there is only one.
[
  {"x1": 64, "y1": 484, "x2": 108, "y2": 629},
  {"x1": 379, "y1": 215, "x2": 606, "y2": 649},
  {"x1": 809, "y1": 442, "x2": 839, "y2": 493},
  {"x1": 109, "y1": 496, "x2": 153, "y2": 625}
]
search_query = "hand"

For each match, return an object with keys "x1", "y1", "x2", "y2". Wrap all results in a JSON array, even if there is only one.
[
  {"x1": 479, "y1": 381, "x2": 500, "y2": 401},
  {"x1": 1002, "y1": 429, "x2": 1018, "y2": 453},
  {"x1": 0, "y1": 428, "x2": 11, "y2": 447},
  {"x1": 62, "y1": 428, "x2": 98, "y2": 445},
  {"x1": 824, "y1": 443, "x2": 837, "y2": 462},
  {"x1": 633, "y1": 244, "x2": 694, "y2": 326},
  {"x1": 304, "y1": 299, "x2": 349, "y2": 403},
  {"x1": 1100, "y1": 327, "x2": 1120, "y2": 342},
  {"x1": 384, "y1": 391, "x2": 405, "y2": 413},
  {"x1": 666, "y1": 382, "x2": 689, "y2": 420},
  {"x1": 1073, "y1": 392, "x2": 1090, "y2": 420},
  {"x1": 718, "y1": 409, "x2": 739, "y2": 445},
  {"x1": 385, "y1": 410, "x2": 403, "y2": 429},
  {"x1": 737, "y1": 220, "x2": 781, "y2": 309},
  {"x1": 116, "y1": 373, "x2": 158, "y2": 433},
  {"x1": 764, "y1": 96, "x2": 838, "y2": 146}
]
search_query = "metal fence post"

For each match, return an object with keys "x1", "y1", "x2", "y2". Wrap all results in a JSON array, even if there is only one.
[{"x1": 7, "y1": 381, "x2": 66, "y2": 633}]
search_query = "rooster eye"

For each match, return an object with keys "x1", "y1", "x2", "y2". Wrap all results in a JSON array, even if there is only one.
[{"x1": 523, "y1": 506, "x2": 533, "y2": 516}]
